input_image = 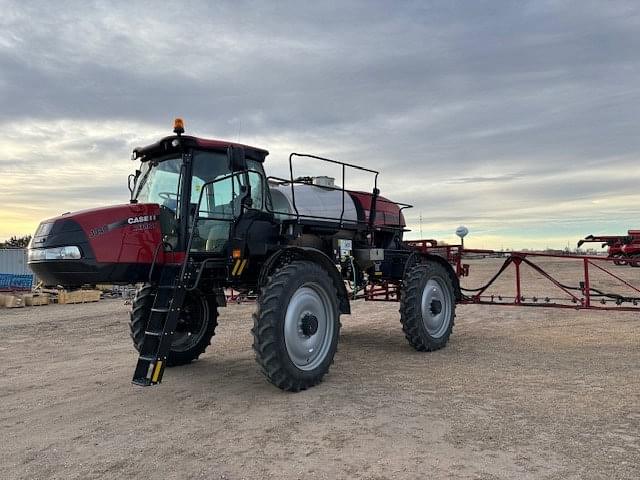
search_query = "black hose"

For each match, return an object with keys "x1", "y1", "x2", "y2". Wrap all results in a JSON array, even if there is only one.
[{"x1": 459, "y1": 257, "x2": 513, "y2": 292}]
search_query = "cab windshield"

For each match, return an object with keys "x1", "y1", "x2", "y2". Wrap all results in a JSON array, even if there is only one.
[{"x1": 134, "y1": 155, "x2": 183, "y2": 209}]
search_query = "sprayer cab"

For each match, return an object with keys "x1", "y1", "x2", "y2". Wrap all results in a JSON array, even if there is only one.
[{"x1": 28, "y1": 120, "x2": 270, "y2": 286}]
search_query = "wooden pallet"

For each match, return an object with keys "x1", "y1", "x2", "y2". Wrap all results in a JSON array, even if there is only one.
[
  {"x1": 0, "y1": 293, "x2": 25, "y2": 308},
  {"x1": 0, "y1": 288, "x2": 102, "y2": 307},
  {"x1": 24, "y1": 293, "x2": 50, "y2": 306},
  {"x1": 56, "y1": 289, "x2": 102, "y2": 304}
]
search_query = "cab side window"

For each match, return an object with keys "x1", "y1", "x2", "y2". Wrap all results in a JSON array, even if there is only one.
[
  {"x1": 246, "y1": 159, "x2": 270, "y2": 211},
  {"x1": 247, "y1": 171, "x2": 263, "y2": 209}
]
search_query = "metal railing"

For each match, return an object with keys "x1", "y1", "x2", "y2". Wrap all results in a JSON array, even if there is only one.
[{"x1": 265, "y1": 152, "x2": 412, "y2": 230}]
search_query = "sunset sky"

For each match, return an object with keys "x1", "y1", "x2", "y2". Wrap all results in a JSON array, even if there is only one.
[{"x1": 2, "y1": 1, "x2": 639, "y2": 249}]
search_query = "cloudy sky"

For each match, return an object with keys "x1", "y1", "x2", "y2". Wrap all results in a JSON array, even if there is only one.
[{"x1": 1, "y1": 1, "x2": 639, "y2": 249}]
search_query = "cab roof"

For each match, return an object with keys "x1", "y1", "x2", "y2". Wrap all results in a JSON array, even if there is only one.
[{"x1": 133, "y1": 135, "x2": 269, "y2": 162}]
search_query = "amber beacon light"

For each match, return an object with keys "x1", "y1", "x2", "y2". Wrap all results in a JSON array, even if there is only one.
[{"x1": 173, "y1": 117, "x2": 185, "y2": 135}]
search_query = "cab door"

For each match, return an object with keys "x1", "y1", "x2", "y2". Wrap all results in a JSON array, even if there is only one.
[
  {"x1": 187, "y1": 150, "x2": 239, "y2": 255},
  {"x1": 232, "y1": 163, "x2": 279, "y2": 257}
]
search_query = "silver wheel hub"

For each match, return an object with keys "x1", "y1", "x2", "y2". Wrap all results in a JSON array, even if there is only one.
[
  {"x1": 284, "y1": 283, "x2": 334, "y2": 371},
  {"x1": 420, "y1": 278, "x2": 451, "y2": 338}
]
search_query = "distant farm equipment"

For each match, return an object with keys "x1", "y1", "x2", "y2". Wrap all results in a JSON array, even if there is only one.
[{"x1": 578, "y1": 231, "x2": 640, "y2": 267}]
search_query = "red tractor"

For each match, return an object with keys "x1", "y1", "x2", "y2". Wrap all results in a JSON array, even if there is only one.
[
  {"x1": 579, "y1": 231, "x2": 640, "y2": 266},
  {"x1": 28, "y1": 119, "x2": 460, "y2": 391},
  {"x1": 621, "y1": 231, "x2": 640, "y2": 267}
]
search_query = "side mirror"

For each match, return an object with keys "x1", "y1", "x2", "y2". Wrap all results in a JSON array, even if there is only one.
[
  {"x1": 230, "y1": 147, "x2": 247, "y2": 171},
  {"x1": 128, "y1": 170, "x2": 141, "y2": 201},
  {"x1": 128, "y1": 174, "x2": 135, "y2": 195}
]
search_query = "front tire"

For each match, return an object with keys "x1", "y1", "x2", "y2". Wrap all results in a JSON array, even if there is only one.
[
  {"x1": 252, "y1": 260, "x2": 341, "y2": 392},
  {"x1": 129, "y1": 284, "x2": 218, "y2": 366},
  {"x1": 400, "y1": 261, "x2": 455, "y2": 351}
]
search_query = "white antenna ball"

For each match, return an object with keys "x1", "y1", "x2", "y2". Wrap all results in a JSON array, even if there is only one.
[{"x1": 455, "y1": 226, "x2": 469, "y2": 239}]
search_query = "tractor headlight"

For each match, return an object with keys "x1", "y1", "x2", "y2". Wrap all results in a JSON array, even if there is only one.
[{"x1": 28, "y1": 246, "x2": 82, "y2": 261}]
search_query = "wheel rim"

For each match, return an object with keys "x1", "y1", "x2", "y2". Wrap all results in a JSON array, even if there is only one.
[
  {"x1": 171, "y1": 294, "x2": 208, "y2": 352},
  {"x1": 284, "y1": 282, "x2": 335, "y2": 371},
  {"x1": 420, "y1": 278, "x2": 451, "y2": 338}
]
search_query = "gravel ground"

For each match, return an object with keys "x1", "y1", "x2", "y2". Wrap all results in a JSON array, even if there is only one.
[{"x1": 1, "y1": 258, "x2": 639, "y2": 479}]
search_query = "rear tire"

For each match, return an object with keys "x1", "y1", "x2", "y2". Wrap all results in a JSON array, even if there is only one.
[
  {"x1": 129, "y1": 284, "x2": 218, "y2": 366},
  {"x1": 400, "y1": 261, "x2": 455, "y2": 351},
  {"x1": 252, "y1": 260, "x2": 341, "y2": 392}
]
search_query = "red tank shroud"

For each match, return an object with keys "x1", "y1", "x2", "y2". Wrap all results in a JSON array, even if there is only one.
[
  {"x1": 347, "y1": 191, "x2": 406, "y2": 228},
  {"x1": 28, "y1": 203, "x2": 177, "y2": 286}
]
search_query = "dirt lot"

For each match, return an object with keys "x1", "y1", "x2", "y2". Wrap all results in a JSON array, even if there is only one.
[{"x1": 1, "y1": 258, "x2": 639, "y2": 479}]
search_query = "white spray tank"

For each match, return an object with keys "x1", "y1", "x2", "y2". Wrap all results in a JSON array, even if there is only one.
[{"x1": 269, "y1": 177, "x2": 359, "y2": 224}]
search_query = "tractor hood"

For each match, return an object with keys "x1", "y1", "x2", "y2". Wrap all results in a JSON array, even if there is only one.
[{"x1": 28, "y1": 203, "x2": 165, "y2": 287}]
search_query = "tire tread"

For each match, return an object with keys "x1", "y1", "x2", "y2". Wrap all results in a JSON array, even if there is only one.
[
  {"x1": 129, "y1": 284, "x2": 218, "y2": 366},
  {"x1": 252, "y1": 260, "x2": 341, "y2": 392},
  {"x1": 399, "y1": 262, "x2": 455, "y2": 352}
]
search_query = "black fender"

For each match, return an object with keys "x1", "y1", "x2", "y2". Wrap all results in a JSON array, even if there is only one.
[
  {"x1": 404, "y1": 252, "x2": 462, "y2": 301},
  {"x1": 258, "y1": 246, "x2": 351, "y2": 314}
]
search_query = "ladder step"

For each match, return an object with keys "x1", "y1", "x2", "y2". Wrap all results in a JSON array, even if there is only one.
[
  {"x1": 132, "y1": 377, "x2": 153, "y2": 387},
  {"x1": 138, "y1": 355, "x2": 160, "y2": 362},
  {"x1": 151, "y1": 307, "x2": 170, "y2": 313},
  {"x1": 132, "y1": 356, "x2": 166, "y2": 386},
  {"x1": 144, "y1": 330, "x2": 162, "y2": 336}
]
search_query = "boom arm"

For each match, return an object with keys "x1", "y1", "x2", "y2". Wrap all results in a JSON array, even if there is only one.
[{"x1": 577, "y1": 234, "x2": 631, "y2": 248}]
